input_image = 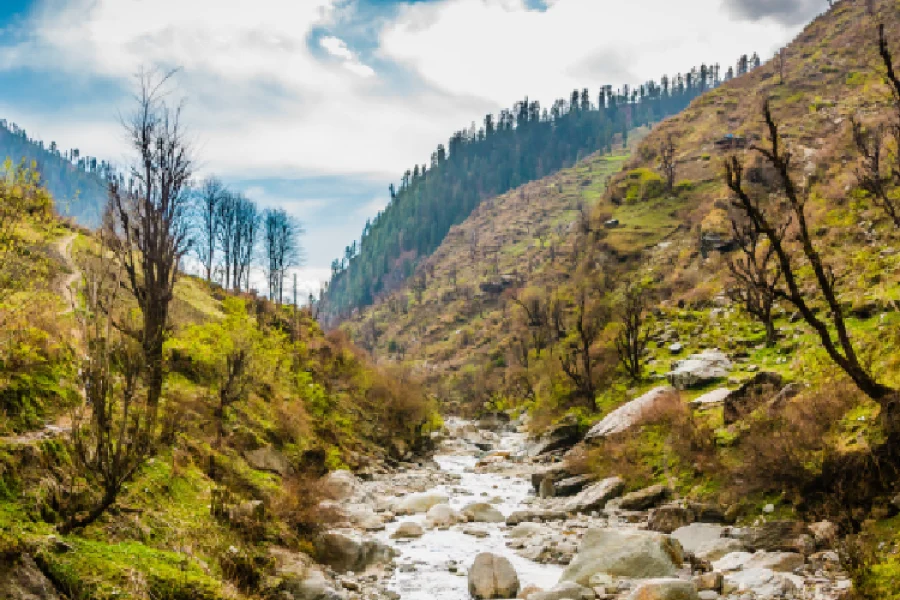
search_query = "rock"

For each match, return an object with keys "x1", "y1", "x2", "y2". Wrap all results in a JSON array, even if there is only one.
[
  {"x1": 553, "y1": 474, "x2": 594, "y2": 497},
  {"x1": 626, "y1": 579, "x2": 700, "y2": 600},
  {"x1": 744, "y1": 551, "x2": 805, "y2": 572},
  {"x1": 508, "y1": 522, "x2": 548, "y2": 539},
  {"x1": 666, "y1": 350, "x2": 732, "y2": 390},
  {"x1": 649, "y1": 504, "x2": 696, "y2": 534},
  {"x1": 736, "y1": 521, "x2": 811, "y2": 554},
  {"x1": 244, "y1": 446, "x2": 291, "y2": 476},
  {"x1": 314, "y1": 532, "x2": 397, "y2": 573},
  {"x1": 687, "y1": 503, "x2": 728, "y2": 524},
  {"x1": 693, "y1": 572, "x2": 723, "y2": 592},
  {"x1": 712, "y1": 551, "x2": 754, "y2": 572},
  {"x1": 529, "y1": 582, "x2": 597, "y2": 600},
  {"x1": 809, "y1": 521, "x2": 838, "y2": 547},
  {"x1": 463, "y1": 526, "x2": 490, "y2": 538},
  {"x1": 269, "y1": 548, "x2": 346, "y2": 600},
  {"x1": 721, "y1": 372, "x2": 783, "y2": 424},
  {"x1": 672, "y1": 524, "x2": 746, "y2": 562},
  {"x1": 396, "y1": 492, "x2": 450, "y2": 515},
  {"x1": 722, "y1": 568, "x2": 798, "y2": 598},
  {"x1": 539, "y1": 477, "x2": 555, "y2": 499},
  {"x1": 585, "y1": 388, "x2": 677, "y2": 441},
  {"x1": 518, "y1": 584, "x2": 543, "y2": 599},
  {"x1": 529, "y1": 416, "x2": 582, "y2": 456},
  {"x1": 426, "y1": 503, "x2": 464, "y2": 527},
  {"x1": 689, "y1": 388, "x2": 731, "y2": 408},
  {"x1": 506, "y1": 509, "x2": 568, "y2": 526},
  {"x1": 391, "y1": 521, "x2": 424, "y2": 539},
  {"x1": 321, "y1": 470, "x2": 361, "y2": 501},
  {"x1": 619, "y1": 485, "x2": 671, "y2": 511},
  {"x1": 560, "y1": 528, "x2": 683, "y2": 586},
  {"x1": 462, "y1": 502, "x2": 505, "y2": 523},
  {"x1": 563, "y1": 477, "x2": 625, "y2": 514},
  {"x1": 669, "y1": 343, "x2": 684, "y2": 354},
  {"x1": 467, "y1": 553, "x2": 520, "y2": 599},
  {"x1": 0, "y1": 555, "x2": 64, "y2": 600},
  {"x1": 531, "y1": 465, "x2": 570, "y2": 493}
]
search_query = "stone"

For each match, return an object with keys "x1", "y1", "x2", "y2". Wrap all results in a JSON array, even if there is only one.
[
  {"x1": 554, "y1": 474, "x2": 594, "y2": 497},
  {"x1": 518, "y1": 585, "x2": 543, "y2": 599},
  {"x1": 0, "y1": 555, "x2": 64, "y2": 600},
  {"x1": 426, "y1": 503, "x2": 464, "y2": 527},
  {"x1": 585, "y1": 388, "x2": 678, "y2": 441},
  {"x1": 508, "y1": 522, "x2": 548, "y2": 539},
  {"x1": 391, "y1": 521, "x2": 424, "y2": 539},
  {"x1": 736, "y1": 521, "x2": 811, "y2": 554},
  {"x1": 563, "y1": 477, "x2": 625, "y2": 514},
  {"x1": 244, "y1": 446, "x2": 291, "y2": 476},
  {"x1": 539, "y1": 476, "x2": 556, "y2": 499},
  {"x1": 693, "y1": 572, "x2": 723, "y2": 592},
  {"x1": 396, "y1": 492, "x2": 450, "y2": 515},
  {"x1": 721, "y1": 372, "x2": 784, "y2": 424},
  {"x1": 320, "y1": 470, "x2": 361, "y2": 501},
  {"x1": 626, "y1": 579, "x2": 700, "y2": 600},
  {"x1": 531, "y1": 465, "x2": 570, "y2": 493},
  {"x1": 809, "y1": 521, "x2": 838, "y2": 547},
  {"x1": 744, "y1": 551, "x2": 805, "y2": 572},
  {"x1": 689, "y1": 388, "x2": 731, "y2": 408},
  {"x1": 462, "y1": 502, "x2": 505, "y2": 523},
  {"x1": 467, "y1": 553, "x2": 520, "y2": 599},
  {"x1": 666, "y1": 350, "x2": 732, "y2": 390},
  {"x1": 649, "y1": 504, "x2": 696, "y2": 534},
  {"x1": 722, "y1": 568, "x2": 798, "y2": 598},
  {"x1": 672, "y1": 524, "x2": 746, "y2": 562},
  {"x1": 619, "y1": 485, "x2": 671, "y2": 511},
  {"x1": 269, "y1": 548, "x2": 346, "y2": 600},
  {"x1": 314, "y1": 532, "x2": 397, "y2": 573},
  {"x1": 528, "y1": 582, "x2": 597, "y2": 600},
  {"x1": 560, "y1": 528, "x2": 683, "y2": 586},
  {"x1": 528, "y1": 416, "x2": 583, "y2": 456},
  {"x1": 669, "y1": 343, "x2": 684, "y2": 354},
  {"x1": 506, "y1": 509, "x2": 568, "y2": 526}
]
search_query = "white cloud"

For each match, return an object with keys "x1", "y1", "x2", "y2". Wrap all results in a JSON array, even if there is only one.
[{"x1": 320, "y1": 35, "x2": 376, "y2": 77}]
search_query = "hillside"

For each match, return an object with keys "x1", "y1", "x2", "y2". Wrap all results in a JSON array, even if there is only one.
[
  {"x1": 321, "y1": 56, "x2": 762, "y2": 326},
  {"x1": 0, "y1": 119, "x2": 107, "y2": 227},
  {"x1": 0, "y1": 161, "x2": 439, "y2": 598},
  {"x1": 345, "y1": 0, "x2": 900, "y2": 594}
]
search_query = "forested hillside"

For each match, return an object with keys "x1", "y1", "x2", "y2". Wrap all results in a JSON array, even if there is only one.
[
  {"x1": 344, "y1": 1, "x2": 900, "y2": 594},
  {"x1": 321, "y1": 55, "x2": 764, "y2": 324},
  {"x1": 0, "y1": 119, "x2": 107, "y2": 227}
]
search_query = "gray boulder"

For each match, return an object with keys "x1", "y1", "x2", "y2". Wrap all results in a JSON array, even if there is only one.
[
  {"x1": 554, "y1": 474, "x2": 594, "y2": 497},
  {"x1": 506, "y1": 509, "x2": 567, "y2": 526},
  {"x1": 619, "y1": 484, "x2": 671, "y2": 511},
  {"x1": 528, "y1": 582, "x2": 596, "y2": 600},
  {"x1": 391, "y1": 521, "x2": 424, "y2": 539},
  {"x1": 648, "y1": 504, "x2": 696, "y2": 534},
  {"x1": 462, "y1": 502, "x2": 505, "y2": 523},
  {"x1": 722, "y1": 372, "x2": 784, "y2": 424},
  {"x1": 426, "y1": 503, "x2": 464, "y2": 527},
  {"x1": 561, "y1": 528, "x2": 684, "y2": 586},
  {"x1": 396, "y1": 492, "x2": 449, "y2": 515},
  {"x1": 0, "y1": 555, "x2": 63, "y2": 600},
  {"x1": 245, "y1": 446, "x2": 291, "y2": 476},
  {"x1": 626, "y1": 579, "x2": 700, "y2": 600},
  {"x1": 314, "y1": 532, "x2": 396, "y2": 573},
  {"x1": 467, "y1": 553, "x2": 520, "y2": 599},
  {"x1": 585, "y1": 387, "x2": 678, "y2": 441},
  {"x1": 563, "y1": 477, "x2": 625, "y2": 514},
  {"x1": 672, "y1": 523, "x2": 746, "y2": 562},
  {"x1": 320, "y1": 470, "x2": 361, "y2": 501},
  {"x1": 688, "y1": 388, "x2": 731, "y2": 408},
  {"x1": 666, "y1": 350, "x2": 732, "y2": 390}
]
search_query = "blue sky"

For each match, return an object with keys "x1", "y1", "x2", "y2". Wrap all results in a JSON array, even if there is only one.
[{"x1": 0, "y1": 0, "x2": 821, "y2": 295}]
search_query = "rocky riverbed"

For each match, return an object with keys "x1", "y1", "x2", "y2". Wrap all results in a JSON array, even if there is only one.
[{"x1": 284, "y1": 418, "x2": 854, "y2": 600}]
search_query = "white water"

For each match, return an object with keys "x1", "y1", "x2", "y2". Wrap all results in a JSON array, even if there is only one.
[{"x1": 378, "y1": 432, "x2": 563, "y2": 599}]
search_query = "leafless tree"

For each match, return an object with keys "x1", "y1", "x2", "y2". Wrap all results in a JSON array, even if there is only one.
[
  {"x1": 659, "y1": 135, "x2": 677, "y2": 192},
  {"x1": 263, "y1": 208, "x2": 302, "y2": 303},
  {"x1": 615, "y1": 283, "x2": 650, "y2": 381},
  {"x1": 110, "y1": 69, "x2": 192, "y2": 429},
  {"x1": 725, "y1": 100, "x2": 895, "y2": 411},
  {"x1": 192, "y1": 177, "x2": 225, "y2": 282},
  {"x1": 561, "y1": 286, "x2": 609, "y2": 404},
  {"x1": 233, "y1": 194, "x2": 260, "y2": 293},
  {"x1": 728, "y1": 217, "x2": 784, "y2": 346},
  {"x1": 851, "y1": 24, "x2": 900, "y2": 227},
  {"x1": 62, "y1": 225, "x2": 151, "y2": 533}
]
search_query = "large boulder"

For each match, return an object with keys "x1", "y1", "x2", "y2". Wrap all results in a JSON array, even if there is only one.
[
  {"x1": 528, "y1": 415, "x2": 582, "y2": 456},
  {"x1": 391, "y1": 521, "x2": 424, "y2": 539},
  {"x1": 722, "y1": 568, "x2": 798, "y2": 598},
  {"x1": 648, "y1": 504, "x2": 696, "y2": 534},
  {"x1": 627, "y1": 579, "x2": 700, "y2": 600},
  {"x1": 269, "y1": 548, "x2": 345, "y2": 600},
  {"x1": 672, "y1": 523, "x2": 746, "y2": 562},
  {"x1": 736, "y1": 521, "x2": 813, "y2": 554},
  {"x1": 506, "y1": 509, "x2": 568, "y2": 526},
  {"x1": 314, "y1": 532, "x2": 396, "y2": 573},
  {"x1": 553, "y1": 474, "x2": 594, "y2": 497},
  {"x1": 244, "y1": 446, "x2": 291, "y2": 476},
  {"x1": 0, "y1": 555, "x2": 64, "y2": 600},
  {"x1": 462, "y1": 502, "x2": 505, "y2": 523},
  {"x1": 427, "y1": 503, "x2": 464, "y2": 528},
  {"x1": 320, "y1": 470, "x2": 361, "y2": 501},
  {"x1": 508, "y1": 522, "x2": 548, "y2": 539},
  {"x1": 666, "y1": 350, "x2": 732, "y2": 390},
  {"x1": 585, "y1": 388, "x2": 678, "y2": 441},
  {"x1": 561, "y1": 528, "x2": 684, "y2": 586},
  {"x1": 396, "y1": 492, "x2": 450, "y2": 515},
  {"x1": 722, "y1": 372, "x2": 784, "y2": 424},
  {"x1": 688, "y1": 388, "x2": 731, "y2": 409},
  {"x1": 619, "y1": 485, "x2": 671, "y2": 511},
  {"x1": 563, "y1": 477, "x2": 625, "y2": 514},
  {"x1": 468, "y1": 553, "x2": 520, "y2": 599},
  {"x1": 531, "y1": 465, "x2": 570, "y2": 493}
]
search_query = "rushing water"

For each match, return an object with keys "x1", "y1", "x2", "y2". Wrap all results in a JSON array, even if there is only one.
[{"x1": 378, "y1": 431, "x2": 563, "y2": 599}]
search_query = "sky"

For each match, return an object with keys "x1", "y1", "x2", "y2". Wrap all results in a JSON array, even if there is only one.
[{"x1": 0, "y1": 0, "x2": 825, "y2": 297}]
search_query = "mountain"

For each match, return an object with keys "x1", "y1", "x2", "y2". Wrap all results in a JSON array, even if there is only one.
[
  {"x1": 344, "y1": 1, "x2": 900, "y2": 593},
  {"x1": 320, "y1": 55, "x2": 766, "y2": 326},
  {"x1": 0, "y1": 118, "x2": 108, "y2": 227}
]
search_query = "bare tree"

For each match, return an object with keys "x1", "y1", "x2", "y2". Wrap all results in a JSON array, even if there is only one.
[
  {"x1": 851, "y1": 24, "x2": 900, "y2": 227},
  {"x1": 263, "y1": 208, "x2": 302, "y2": 303},
  {"x1": 62, "y1": 225, "x2": 151, "y2": 533},
  {"x1": 192, "y1": 177, "x2": 225, "y2": 282},
  {"x1": 233, "y1": 194, "x2": 260, "y2": 293},
  {"x1": 110, "y1": 69, "x2": 192, "y2": 428},
  {"x1": 728, "y1": 217, "x2": 784, "y2": 347},
  {"x1": 725, "y1": 100, "x2": 895, "y2": 409},
  {"x1": 659, "y1": 134, "x2": 677, "y2": 193},
  {"x1": 216, "y1": 191, "x2": 237, "y2": 289},
  {"x1": 561, "y1": 286, "x2": 609, "y2": 404},
  {"x1": 615, "y1": 283, "x2": 650, "y2": 381}
]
